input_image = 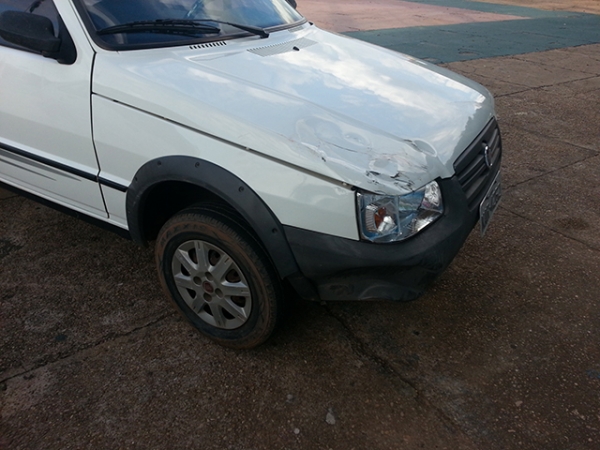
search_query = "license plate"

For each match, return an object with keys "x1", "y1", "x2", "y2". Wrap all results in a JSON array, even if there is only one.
[{"x1": 480, "y1": 171, "x2": 502, "y2": 235}]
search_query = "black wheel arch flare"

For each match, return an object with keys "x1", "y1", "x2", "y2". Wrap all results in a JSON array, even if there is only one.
[{"x1": 126, "y1": 156, "x2": 302, "y2": 281}]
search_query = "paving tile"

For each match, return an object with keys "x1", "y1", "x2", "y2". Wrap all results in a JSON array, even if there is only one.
[
  {"x1": 496, "y1": 82, "x2": 600, "y2": 151},
  {"x1": 444, "y1": 59, "x2": 536, "y2": 96},
  {"x1": 298, "y1": 0, "x2": 524, "y2": 33},
  {"x1": 514, "y1": 47, "x2": 600, "y2": 74},
  {"x1": 347, "y1": 15, "x2": 600, "y2": 63},
  {"x1": 498, "y1": 127, "x2": 597, "y2": 188},
  {"x1": 446, "y1": 56, "x2": 591, "y2": 88},
  {"x1": 567, "y1": 42, "x2": 600, "y2": 57},
  {"x1": 0, "y1": 200, "x2": 166, "y2": 379},
  {"x1": 477, "y1": 0, "x2": 600, "y2": 15},
  {"x1": 501, "y1": 154, "x2": 600, "y2": 249},
  {"x1": 407, "y1": 0, "x2": 585, "y2": 18}
]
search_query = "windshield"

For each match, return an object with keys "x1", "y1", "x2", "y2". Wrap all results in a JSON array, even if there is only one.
[{"x1": 77, "y1": 0, "x2": 304, "y2": 49}]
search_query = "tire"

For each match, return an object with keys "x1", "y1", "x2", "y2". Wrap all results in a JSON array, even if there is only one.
[{"x1": 155, "y1": 206, "x2": 283, "y2": 349}]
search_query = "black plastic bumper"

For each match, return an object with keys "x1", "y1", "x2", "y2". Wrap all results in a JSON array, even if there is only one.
[{"x1": 283, "y1": 176, "x2": 483, "y2": 302}]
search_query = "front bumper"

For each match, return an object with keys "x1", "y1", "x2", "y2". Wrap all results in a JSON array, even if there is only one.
[{"x1": 285, "y1": 119, "x2": 502, "y2": 302}]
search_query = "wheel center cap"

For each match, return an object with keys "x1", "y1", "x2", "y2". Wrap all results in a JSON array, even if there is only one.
[{"x1": 202, "y1": 281, "x2": 215, "y2": 293}]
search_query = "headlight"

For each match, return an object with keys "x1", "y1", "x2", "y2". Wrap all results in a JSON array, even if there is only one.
[{"x1": 357, "y1": 181, "x2": 443, "y2": 243}]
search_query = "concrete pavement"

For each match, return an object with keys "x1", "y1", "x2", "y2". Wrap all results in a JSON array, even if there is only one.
[{"x1": 2, "y1": 1, "x2": 600, "y2": 449}]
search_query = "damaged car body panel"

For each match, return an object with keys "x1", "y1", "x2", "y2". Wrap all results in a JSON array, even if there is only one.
[{"x1": 91, "y1": 25, "x2": 494, "y2": 197}]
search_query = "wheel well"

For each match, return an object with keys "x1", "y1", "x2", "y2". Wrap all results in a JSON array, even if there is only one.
[
  {"x1": 127, "y1": 156, "x2": 303, "y2": 281},
  {"x1": 139, "y1": 181, "x2": 232, "y2": 242}
]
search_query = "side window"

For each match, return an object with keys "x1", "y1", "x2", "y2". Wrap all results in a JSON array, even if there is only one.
[{"x1": 0, "y1": 0, "x2": 60, "y2": 49}]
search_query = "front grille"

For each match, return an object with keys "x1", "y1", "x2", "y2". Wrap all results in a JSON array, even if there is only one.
[{"x1": 453, "y1": 118, "x2": 502, "y2": 210}]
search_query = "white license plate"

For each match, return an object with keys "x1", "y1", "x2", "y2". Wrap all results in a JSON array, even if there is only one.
[{"x1": 480, "y1": 171, "x2": 502, "y2": 235}]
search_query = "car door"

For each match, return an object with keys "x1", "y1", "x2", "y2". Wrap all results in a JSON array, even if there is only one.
[{"x1": 0, "y1": 0, "x2": 106, "y2": 218}]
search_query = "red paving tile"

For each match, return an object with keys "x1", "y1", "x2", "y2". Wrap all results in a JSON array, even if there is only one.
[
  {"x1": 477, "y1": 0, "x2": 600, "y2": 14},
  {"x1": 297, "y1": 0, "x2": 525, "y2": 32}
]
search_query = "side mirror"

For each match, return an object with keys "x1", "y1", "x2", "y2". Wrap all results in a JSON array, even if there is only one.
[
  {"x1": 0, "y1": 10, "x2": 76, "y2": 64},
  {"x1": 0, "y1": 11, "x2": 60, "y2": 53}
]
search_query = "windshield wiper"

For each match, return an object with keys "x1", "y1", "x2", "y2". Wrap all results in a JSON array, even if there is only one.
[
  {"x1": 189, "y1": 19, "x2": 269, "y2": 38},
  {"x1": 97, "y1": 19, "x2": 220, "y2": 36},
  {"x1": 98, "y1": 19, "x2": 269, "y2": 39}
]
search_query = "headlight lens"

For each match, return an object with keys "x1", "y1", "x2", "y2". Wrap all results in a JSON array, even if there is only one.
[{"x1": 357, "y1": 181, "x2": 443, "y2": 243}]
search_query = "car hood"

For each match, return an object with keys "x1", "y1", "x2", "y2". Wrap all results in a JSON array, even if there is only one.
[{"x1": 92, "y1": 25, "x2": 494, "y2": 195}]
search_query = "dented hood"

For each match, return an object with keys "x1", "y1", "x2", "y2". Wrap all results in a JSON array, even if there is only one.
[{"x1": 92, "y1": 25, "x2": 495, "y2": 195}]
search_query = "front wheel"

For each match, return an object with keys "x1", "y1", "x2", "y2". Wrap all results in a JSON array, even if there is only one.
[{"x1": 155, "y1": 207, "x2": 283, "y2": 349}]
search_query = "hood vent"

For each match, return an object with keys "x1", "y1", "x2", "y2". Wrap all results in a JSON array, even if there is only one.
[
  {"x1": 189, "y1": 41, "x2": 227, "y2": 50},
  {"x1": 248, "y1": 38, "x2": 316, "y2": 57}
]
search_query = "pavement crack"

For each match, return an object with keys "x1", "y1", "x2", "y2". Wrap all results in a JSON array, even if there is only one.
[
  {"x1": 503, "y1": 148, "x2": 599, "y2": 192},
  {"x1": 511, "y1": 54, "x2": 600, "y2": 76},
  {"x1": 498, "y1": 206, "x2": 600, "y2": 253},
  {"x1": 495, "y1": 73, "x2": 599, "y2": 98},
  {"x1": 505, "y1": 124, "x2": 600, "y2": 154},
  {"x1": 323, "y1": 303, "x2": 417, "y2": 386},
  {"x1": 322, "y1": 304, "x2": 475, "y2": 443},
  {"x1": 494, "y1": 87, "x2": 533, "y2": 98},
  {"x1": 0, "y1": 310, "x2": 176, "y2": 384}
]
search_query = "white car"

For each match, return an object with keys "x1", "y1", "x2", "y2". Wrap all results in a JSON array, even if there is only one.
[{"x1": 0, "y1": 0, "x2": 502, "y2": 348}]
